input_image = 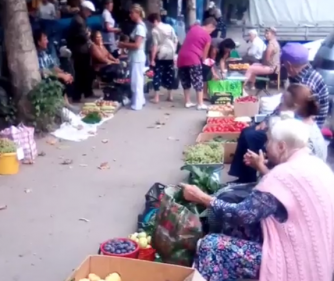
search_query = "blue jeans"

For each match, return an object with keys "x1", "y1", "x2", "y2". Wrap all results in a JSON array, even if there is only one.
[{"x1": 229, "y1": 126, "x2": 267, "y2": 183}]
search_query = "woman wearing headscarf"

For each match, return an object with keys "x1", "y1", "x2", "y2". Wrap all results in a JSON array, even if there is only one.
[
  {"x1": 118, "y1": 4, "x2": 147, "y2": 111},
  {"x1": 181, "y1": 117, "x2": 334, "y2": 281}
]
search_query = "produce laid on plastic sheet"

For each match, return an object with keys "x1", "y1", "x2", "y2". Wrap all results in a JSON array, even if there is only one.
[
  {"x1": 80, "y1": 101, "x2": 120, "y2": 123},
  {"x1": 152, "y1": 192, "x2": 203, "y2": 266},
  {"x1": 203, "y1": 118, "x2": 248, "y2": 133}
]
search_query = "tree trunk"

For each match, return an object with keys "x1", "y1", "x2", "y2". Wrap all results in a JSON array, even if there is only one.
[
  {"x1": 187, "y1": 0, "x2": 197, "y2": 26},
  {"x1": 1, "y1": 0, "x2": 41, "y2": 120}
]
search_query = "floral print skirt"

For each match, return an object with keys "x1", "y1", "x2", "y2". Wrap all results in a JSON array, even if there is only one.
[{"x1": 194, "y1": 234, "x2": 262, "y2": 281}]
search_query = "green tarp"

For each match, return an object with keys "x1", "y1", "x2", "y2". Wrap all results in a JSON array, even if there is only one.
[{"x1": 207, "y1": 80, "x2": 243, "y2": 98}]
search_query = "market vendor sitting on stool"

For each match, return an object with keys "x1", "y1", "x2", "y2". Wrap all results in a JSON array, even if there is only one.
[
  {"x1": 228, "y1": 43, "x2": 329, "y2": 184},
  {"x1": 244, "y1": 27, "x2": 280, "y2": 90},
  {"x1": 34, "y1": 29, "x2": 78, "y2": 113}
]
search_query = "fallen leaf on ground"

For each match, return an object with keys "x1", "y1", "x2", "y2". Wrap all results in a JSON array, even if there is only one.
[
  {"x1": 24, "y1": 189, "x2": 32, "y2": 193},
  {"x1": 46, "y1": 138, "x2": 58, "y2": 145},
  {"x1": 101, "y1": 139, "x2": 109, "y2": 143},
  {"x1": 0, "y1": 205, "x2": 7, "y2": 211},
  {"x1": 79, "y1": 164, "x2": 88, "y2": 167},
  {"x1": 98, "y1": 162, "x2": 110, "y2": 170},
  {"x1": 60, "y1": 159, "x2": 73, "y2": 165},
  {"x1": 38, "y1": 151, "x2": 46, "y2": 157},
  {"x1": 79, "y1": 218, "x2": 90, "y2": 222},
  {"x1": 167, "y1": 136, "x2": 180, "y2": 141},
  {"x1": 165, "y1": 113, "x2": 170, "y2": 116},
  {"x1": 156, "y1": 120, "x2": 165, "y2": 125}
]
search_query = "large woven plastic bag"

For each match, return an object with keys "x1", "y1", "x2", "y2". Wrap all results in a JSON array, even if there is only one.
[{"x1": 152, "y1": 190, "x2": 203, "y2": 266}]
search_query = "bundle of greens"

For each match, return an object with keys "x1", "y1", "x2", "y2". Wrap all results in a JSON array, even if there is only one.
[
  {"x1": 184, "y1": 142, "x2": 223, "y2": 164},
  {"x1": 174, "y1": 166, "x2": 221, "y2": 213},
  {"x1": 82, "y1": 112, "x2": 102, "y2": 124}
]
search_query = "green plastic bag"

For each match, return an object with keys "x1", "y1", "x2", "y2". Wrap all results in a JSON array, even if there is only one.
[{"x1": 207, "y1": 80, "x2": 242, "y2": 98}]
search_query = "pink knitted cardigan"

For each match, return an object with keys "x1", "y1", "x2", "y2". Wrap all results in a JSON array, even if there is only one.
[{"x1": 255, "y1": 149, "x2": 334, "y2": 281}]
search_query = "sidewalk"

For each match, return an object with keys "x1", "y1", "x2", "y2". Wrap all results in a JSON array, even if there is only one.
[{"x1": 0, "y1": 92, "x2": 216, "y2": 281}]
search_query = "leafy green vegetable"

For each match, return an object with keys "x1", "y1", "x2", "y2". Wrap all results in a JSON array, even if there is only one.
[
  {"x1": 82, "y1": 112, "x2": 102, "y2": 124},
  {"x1": 184, "y1": 142, "x2": 223, "y2": 164},
  {"x1": 213, "y1": 136, "x2": 238, "y2": 143}
]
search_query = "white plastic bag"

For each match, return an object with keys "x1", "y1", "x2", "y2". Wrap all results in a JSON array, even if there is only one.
[{"x1": 260, "y1": 93, "x2": 282, "y2": 115}]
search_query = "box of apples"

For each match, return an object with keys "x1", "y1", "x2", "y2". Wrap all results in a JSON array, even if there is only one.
[{"x1": 233, "y1": 96, "x2": 260, "y2": 117}]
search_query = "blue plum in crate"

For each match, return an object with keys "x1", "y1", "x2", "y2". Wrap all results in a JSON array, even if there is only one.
[{"x1": 103, "y1": 239, "x2": 137, "y2": 255}]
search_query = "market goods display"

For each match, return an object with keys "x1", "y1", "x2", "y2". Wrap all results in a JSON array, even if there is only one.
[
  {"x1": 101, "y1": 238, "x2": 138, "y2": 256},
  {"x1": 0, "y1": 138, "x2": 16, "y2": 154},
  {"x1": 79, "y1": 272, "x2": 121, "y2": 281},
  {"x1": 114, "y1": 78, "x2": 130, "y2": 84},
  {"x1": 81, "y1": 101, "x2": 119, "y2": 119},
  {"x1": 229, "y1": 63, "x2": 249, "y2": 71},
  {"x1": 184, "y1": 142, "x2": 223, "y2": 164},
  {"x1": 204, "y1": 118, "x2": 248, "y2": 133},
  {"x1": 82, "y1": 112, "x2": 102, "y2": 124},
  {"x1": 128, "y1": 231, "x2": 152, "y2": 249},
  {"x1": 235, "y1": 96, "x2": 258, "y2": 103}
]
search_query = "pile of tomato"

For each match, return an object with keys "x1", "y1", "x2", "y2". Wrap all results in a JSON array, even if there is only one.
[
  {"x1": 235, "y1": 96, "x2": 258, "y2": 103},
  {"x1": 145, "y1": 70, "x2": 154, "y2": 78},
  {"x1": 204, "y1": 118, "x2": 248, "y2": 133}
]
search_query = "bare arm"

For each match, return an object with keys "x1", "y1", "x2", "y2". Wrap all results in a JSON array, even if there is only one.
[
  {"x1": 264, "y1": 43, "x2": 273, "y2": 63},
  {"x1": 120, "y1": 36, "x2": 143, "y2": 50},
  {"x1": 202, "y1": 42, "x2": 211, "y2": 60},
  {"x1": 104, "y1": 22, "x2": 120, "y2": 33}
]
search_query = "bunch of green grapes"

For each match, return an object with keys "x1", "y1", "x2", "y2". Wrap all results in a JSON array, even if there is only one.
[
  {"x1": 0, "y1": 138, "x2": 17, "y2": 154},
  {"x1": 184, "y1": 142, "x2": 223, "y2": 164}
]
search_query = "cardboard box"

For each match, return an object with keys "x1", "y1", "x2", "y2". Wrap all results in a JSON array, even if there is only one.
[
  {"x1": 234, "y1": 101, "x2": 260, "y2": 117},
  {"x1": 196, "y1": 132, "x2": 239, "y2": 164},
  {"x1": 65, "y1": 255, "x2": 206, "y2": 281}
]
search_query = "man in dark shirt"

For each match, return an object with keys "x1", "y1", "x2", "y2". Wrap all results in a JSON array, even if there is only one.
[
  {"x1": 34, "y1": 29, "x2": 79, "y2": 112},
  {"x1": 229, "y1": 43, "x2": 329, "y2": 183},
  {"x1": 67, "y1": 0, "x2": 95, "y2": 102}
]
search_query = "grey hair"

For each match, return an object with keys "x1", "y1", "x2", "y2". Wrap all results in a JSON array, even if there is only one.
[{"x1": 249, "y1": 29, "x2": 258, "y2": 36}]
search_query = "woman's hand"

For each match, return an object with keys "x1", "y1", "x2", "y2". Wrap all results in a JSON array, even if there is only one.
[
  {"x1": 244, "y1": 149, "x2": 267, "y2": 170},
  {"x1": 179, "y1": 183, "x2": 212, "y2": 206}
]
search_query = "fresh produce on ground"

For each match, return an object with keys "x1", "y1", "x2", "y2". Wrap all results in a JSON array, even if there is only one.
[
  {"x1": 207, "y1": 117, "x2": 234, "y2": 124},
  {"x1": 235, "y1": 96, "x2": 258, "y2": 102},
  {"x1": 207, "y1": 111, "x2": 224, "y2": 117},
  {"x1": 82, "y1": 111, "x2": 102, "y2": 124},
  {"x1": 209, "y1": 103, "x2": 234, "y2": 111},
  {"x1": 234, "y1": 116, "x2": 252, "y2": 123},
  {"x1": 102, "y1": 239, "x2": 137, "y2": 255},
  {"x1": 184, "y1": 142, "x2": 222, "y2": 164},
  {"x1": 129, "y1": 231, "x2": 152, "y2": 249},
  {"x1": 82, "y1": 102, "x2": 101, "y2": 114},
  {"x1": 212, "y1": 136, "x2": 238, "y2": 143},
  {"x1": 95, "y1": 100, "x2": 119, "y2": 107},
  {"x1": 0, "y1": 138, "x2": 17, "y2": 154},
  {"x1": 79, "y1": 272, "x2": 121, "y2": 281},
  {"x1": 204, "y1": 119, "x2": 248, "y2": 133},
  {"x1": 229, "y1": 63, "x2": 249, "y2": 70}
]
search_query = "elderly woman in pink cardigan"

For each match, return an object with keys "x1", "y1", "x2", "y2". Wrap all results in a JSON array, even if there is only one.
[{"x1": 181, "y1": 118, "x2": 334, "y2": 281}]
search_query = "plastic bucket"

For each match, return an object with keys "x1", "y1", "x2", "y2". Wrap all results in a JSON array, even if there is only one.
[
  {"x1": 0, "y1": 153, "x2": 19, "y2": 175},
  {"x1": 100, "y1": 238, "x2": 140, "y2": 258},
  {"x1": 138, "y1": 247, "x2": 156, "y2": 261}
]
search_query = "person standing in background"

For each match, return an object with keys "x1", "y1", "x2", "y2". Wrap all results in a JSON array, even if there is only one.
[
  {"x1": 102, "y1": 0, "x2": 121, "y2": 58},
  {"x1": 118, "y1": 4, "x2": 147, "y2": 111},
  {"x1": 37, "y1": 0, "x2": 57, "y2": 19},
  {"x1": 177, "y1": 17, "x2": 217, "y2": 110},
  {"x1": 148, "y1": 13, "x2": 178, "y2": 104},
  {"x1": 67, "y1": 0, "x2": 95, "y2": 102}
]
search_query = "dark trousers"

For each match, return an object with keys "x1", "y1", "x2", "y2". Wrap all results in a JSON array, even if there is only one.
[
  {"x1": 72, "y1": 52, "x2": 93, "y2": 101},
  {"x1": 61, "y1": 81, "x2": 75, "y2": 98},
  {"x1": 229, "y1": 126, "x2": 268, "y2": 183}
]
